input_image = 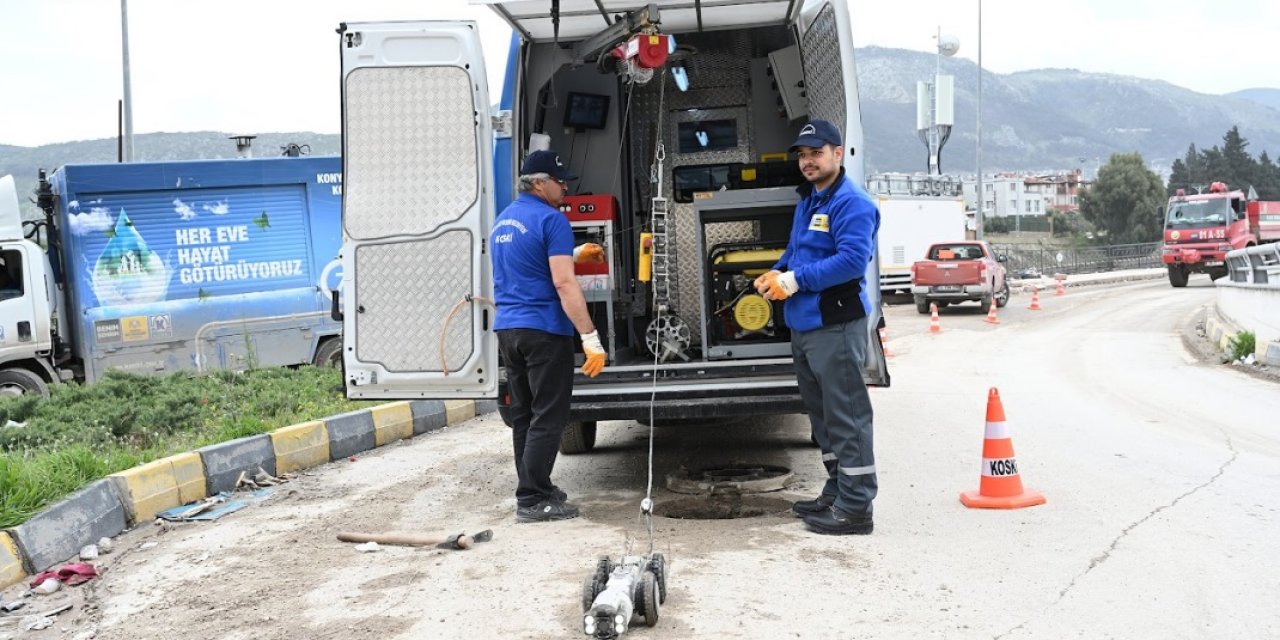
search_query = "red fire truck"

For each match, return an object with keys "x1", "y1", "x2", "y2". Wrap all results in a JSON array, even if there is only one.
[{"x1": 1161, "y1": 182, "x2": 1280, "y2": 287}]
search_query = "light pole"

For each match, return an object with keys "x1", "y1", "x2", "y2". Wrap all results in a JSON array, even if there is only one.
[
  {"x1": 120, "y1": 0, "x2": 135, "y2": 162},
  {"x1": 975, "y1": 0, "x2": 983, "y2": 239}
]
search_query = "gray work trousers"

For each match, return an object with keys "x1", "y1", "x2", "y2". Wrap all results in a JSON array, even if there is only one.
[{"x1": 791, "y1": 316, "x2": 877, "y2": 514}]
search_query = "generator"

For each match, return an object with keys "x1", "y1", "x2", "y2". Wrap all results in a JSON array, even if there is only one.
[
  {"x1": 693, "y1": 187, "x2": 799, "y2": 360},
  {"x1": 706, "y1": 242, "x2": 788, "y2": 348}
]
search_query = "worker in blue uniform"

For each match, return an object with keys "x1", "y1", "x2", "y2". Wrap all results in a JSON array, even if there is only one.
[
  {"x1": 491, "y1": 150, "x2": 606, "y2": 523},
  {"x1": 755, "y1": 120, "x2": 881, "y2": 535}
]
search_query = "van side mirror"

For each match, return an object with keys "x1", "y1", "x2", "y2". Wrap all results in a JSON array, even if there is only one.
[
  {"x1": 1157, "y1": 206, "x2": 1165, "y2": 220},
  {"x1": 997, "y1": 255, "x2": 1008, "y2": 263}
]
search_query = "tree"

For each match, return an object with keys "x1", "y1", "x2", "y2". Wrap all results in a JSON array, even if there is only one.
[
  {"x1": 1220, "y1": 126, "x2": 1253, "y2": 191},
  {"x1": 1254, "y1": 151, "x2": 1280, "y2": 200},
  {"x1": 1078, "y1": 152, "x2": 1165, "y2": 244}
]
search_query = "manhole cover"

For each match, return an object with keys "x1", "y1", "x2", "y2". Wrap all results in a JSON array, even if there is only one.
[
  {"x1": 665, "y1": 465, "x2": 793, "y2": 495},
  {"x1": 654, "y1": 495, "x2": 793, "y2": 520}
]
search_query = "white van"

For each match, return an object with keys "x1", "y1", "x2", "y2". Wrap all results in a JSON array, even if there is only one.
[{"x1": 337, "y1": 0, "x2": 889, "y2": 453}]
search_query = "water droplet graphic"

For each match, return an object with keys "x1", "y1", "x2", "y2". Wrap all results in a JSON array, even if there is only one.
[{"x1": 91, "y1": 209, "x2": 170, "y2": 305}]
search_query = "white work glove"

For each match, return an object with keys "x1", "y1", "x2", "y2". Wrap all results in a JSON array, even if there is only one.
[{"x1": 581, "y1": 330, "x2": 606, "y2": 378}]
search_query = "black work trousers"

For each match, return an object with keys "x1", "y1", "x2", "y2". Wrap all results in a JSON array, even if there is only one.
[{"x1": 498, "y1": 328, "x2": 574, "y2": 508}]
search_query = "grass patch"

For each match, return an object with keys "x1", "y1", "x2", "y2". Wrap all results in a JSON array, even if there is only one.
[{"x1": 0, "y1": 367, "x2": 371, "y2": 528}]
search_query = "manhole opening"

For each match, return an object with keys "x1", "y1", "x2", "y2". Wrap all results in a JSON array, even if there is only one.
[
  {"x1": 666, "y1": 465, "x2": 793, "y2": 495},
  {"x1": 655, "y1": 495, "x2": 793, "y2": 520}
]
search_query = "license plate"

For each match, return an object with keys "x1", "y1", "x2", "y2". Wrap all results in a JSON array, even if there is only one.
[
  {"x1": 934, "y1": 285, "x2": 961, "y2": 293},
  {"x1": 1205, "y1": 261, "x2": 1224, "y2": 266}
]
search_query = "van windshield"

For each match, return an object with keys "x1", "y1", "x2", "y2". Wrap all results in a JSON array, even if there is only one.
[{"x1": 1166, "y1": 199, "x2": 1231, "y2": 229}]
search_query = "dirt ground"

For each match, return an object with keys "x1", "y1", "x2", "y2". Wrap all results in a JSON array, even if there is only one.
[
  {"x1": 3, "y1": 414, "x2": 840, "y2": 640},
  {"x1": 4, "y1": 280, "x2": 1278, "y2": 639}
]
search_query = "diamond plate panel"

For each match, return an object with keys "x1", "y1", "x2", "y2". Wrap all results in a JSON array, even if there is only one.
[
  {"x1": 801, "y1": 4, "x2": 846, "y2": 128},
  {"x1": 345, "y1": 66, "x2": 479, "y2": 240},
  {"x1": 355, "y1": 231, "x2": 474, "y2": 372},
  {"x1": 627, "y1": 29, "x2": 795, "y2": 343}
]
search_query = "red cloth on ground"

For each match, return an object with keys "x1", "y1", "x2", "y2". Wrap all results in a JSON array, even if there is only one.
[{"x1": 28, "y1": 562, "x2": 98, "y2": 587}]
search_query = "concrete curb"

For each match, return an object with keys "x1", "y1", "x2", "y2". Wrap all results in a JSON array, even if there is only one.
[
  {"x1": 1207, "y1": 311, "x2": 1280, "y2": 366},
  {"x1": 9, "y1": 479, "x2": 129, "y2": 575},
  {"x1": 0, "y1": 398, "x2": 497, "y2": 588}
]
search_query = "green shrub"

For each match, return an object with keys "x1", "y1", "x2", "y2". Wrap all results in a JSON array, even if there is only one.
[{"x1": 1228, "y1": 331, "x2": 1256, "y2": 362}]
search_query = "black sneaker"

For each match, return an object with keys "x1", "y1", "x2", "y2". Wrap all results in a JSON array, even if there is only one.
[
  {"x1": 790, "y1": 494, "x2": 835, "y2": 518},
  {"x1": 552, "y1": 487, "x2": 568, "y2": 503},
  {"x1": 516, "y1": 498, "x2": 580, "y2": 523},
  {"x1": 803, "y1": 506, "x2": 873, "y2": 535}
]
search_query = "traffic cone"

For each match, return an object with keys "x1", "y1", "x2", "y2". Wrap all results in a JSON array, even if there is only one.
[
  {"x1": 984, "y1": 302, "x2": 1000, "y2": 324},
  {"x1": 1055, "y1": 280, "x2": 1066, "y2": 297},
  {"x1": 1028, "y1": 288, "x2": 1042, "y2": 311},
  {"x1": 928, "y1": 303, "x2": 942, "y2": 335},
  {"x1": 879, "y1": 326, "x2": 894, "y2": 358},
  {"x1": 960, "y1": 388, "x2": 1046, "y2": 509}
]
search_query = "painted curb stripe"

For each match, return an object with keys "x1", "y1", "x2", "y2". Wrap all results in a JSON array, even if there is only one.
[
  {"x1": 444, "y1": 400, "x2": 476, "y2": 425},
  {"x1": 0, "y1": 531, "x2": 24, "y2": 590},
  {"x1": 370, "y1": 402, "x2": 414, "y2": 446},
  {"x1": 271, "y1": 421, "x2": 330, "y2": 474}
]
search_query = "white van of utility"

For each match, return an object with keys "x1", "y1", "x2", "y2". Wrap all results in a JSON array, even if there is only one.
[{"x1": 337, "y1": 0, "x2": 888, "y2": 453}]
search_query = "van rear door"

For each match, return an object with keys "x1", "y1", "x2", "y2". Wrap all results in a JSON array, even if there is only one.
[{"x1": 339, "y1": 22, "x2": 498, "y2": 399}]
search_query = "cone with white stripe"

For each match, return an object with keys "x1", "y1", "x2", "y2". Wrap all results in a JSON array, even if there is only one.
[{"x1": 960, "y1": 387, "x2": 1046, "y2": 509}]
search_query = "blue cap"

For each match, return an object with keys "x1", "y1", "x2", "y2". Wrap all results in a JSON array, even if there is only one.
[
  {"x1": 520, "y1": 150, "x2": 577, "y2": 181},
  {"x1": 789, "y1": 119, "x2": 842, "y2": 151}
]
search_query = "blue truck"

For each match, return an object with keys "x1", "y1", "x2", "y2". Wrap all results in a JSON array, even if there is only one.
[{"x1": 0, "y1": 155, "x2": 344, "y2": 396}]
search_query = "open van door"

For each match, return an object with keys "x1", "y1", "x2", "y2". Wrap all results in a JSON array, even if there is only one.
[
  {"x1": 339, "y1": 22, "x2": 498, "y2": 399},
  {"x1": 795, "y1": 0, "x2": 889, "y2": 386}
]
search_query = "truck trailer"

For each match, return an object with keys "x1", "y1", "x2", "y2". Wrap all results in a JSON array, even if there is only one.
[
  {"x1": 336, "y1": 0, "x2": 889, "y2": 453},
  {"x1": 0, "y1": 156, "x2": 344, "y2": 396},
  {"x1": 875, "y1": 194, "x2": 967, "y2": 293}
]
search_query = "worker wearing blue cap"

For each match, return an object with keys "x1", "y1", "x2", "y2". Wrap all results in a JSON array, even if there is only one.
[
  {"x1": 491, "y1": 149, "x2": 606, "y2": 523},
  {"x1": 755, "y1": 119, "x2": 881, "y2": 535}
]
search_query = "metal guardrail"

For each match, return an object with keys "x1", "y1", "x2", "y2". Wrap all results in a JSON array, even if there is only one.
[
  {"x1": 989, "y1": 242, "x2": 1162, "y2": 277},
  {"x1": 1225, "y1": 243, "x2": 1280, "y2": 286}
]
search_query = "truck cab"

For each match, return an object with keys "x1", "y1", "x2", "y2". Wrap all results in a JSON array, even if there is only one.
[
  {"x1": 1162, "y1": 182, "x2": 1252, "y2": 287},
  {"x1": 0, "y1": 176, "x2": 60, "y2": 396},
  {"x1": 337, "y1": 0, "x2": 888, "y2": 453}
]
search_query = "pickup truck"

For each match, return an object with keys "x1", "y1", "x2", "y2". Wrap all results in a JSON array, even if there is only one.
[{"x1": 910, "y1": 241, "x2": 1010, "y2": 314}]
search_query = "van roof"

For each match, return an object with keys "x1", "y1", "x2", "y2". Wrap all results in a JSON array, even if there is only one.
[{"x1": 473, "y1": 0, "x2": 804, "y2": 42}]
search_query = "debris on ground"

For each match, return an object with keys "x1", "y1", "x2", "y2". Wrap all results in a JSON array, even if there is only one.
[
  {"x1": 354, "y1": 541, "x2": 381, "y2": 553},
  {"x1": 155, "y1": 489, "x2": 272, "y2": 522},
  {"x1": 30, "y1": 563, "x2": 98, "y2": 589},
  {"x1": 0, "y1": 604, "x2": 73, "y2": 632},
  {"x1": 236, "y1": 467, "x2": 288, "y2": 491},
  {"x1": 79, "y1": 544, "x2": 99, "y2": 561}
]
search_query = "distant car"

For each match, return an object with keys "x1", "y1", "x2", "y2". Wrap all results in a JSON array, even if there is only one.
[
  {"x1": 910, "y1": 241, "x2": 1011, "y2": 314},
  {"x1": 1014, "y1": 266, "x2": 1041, "y2": 280}
]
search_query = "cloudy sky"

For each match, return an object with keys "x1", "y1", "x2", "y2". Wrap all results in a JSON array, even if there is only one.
[{"x1": 1, "y1": 0, "x2": 1276, "y2": 147}]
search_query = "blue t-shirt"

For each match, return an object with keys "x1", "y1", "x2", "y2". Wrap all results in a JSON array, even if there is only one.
[{"x1": 491, "y1": 192, "x2": 575, "y2": 335}]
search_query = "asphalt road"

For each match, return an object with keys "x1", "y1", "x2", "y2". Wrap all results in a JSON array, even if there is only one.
[{"x1": 17, "y1": 277, "x2": 1278, "y2": 639}]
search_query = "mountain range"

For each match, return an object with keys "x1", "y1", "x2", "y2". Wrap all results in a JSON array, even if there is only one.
[{"x1": 4, "y1": 46, "x2": 1279, "y2": 218}]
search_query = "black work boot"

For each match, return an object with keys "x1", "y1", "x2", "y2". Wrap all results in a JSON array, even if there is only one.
[
  {"x1": 516, "y1": 498, "x2": 580, "y2": 523},
  {"x1": 803, "y1": 506, "x2": 873, "y2": 535},
  {"x1": 791, "y1": 494, "x2": 836, "y2": 518}
]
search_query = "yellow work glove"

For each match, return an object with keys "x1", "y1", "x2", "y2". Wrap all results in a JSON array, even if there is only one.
[
  {"x1": 758, "y1": 270, "x2": 799, "y2": 301},
  {"x1": 573, "y1": 242, "x2": 606, "y2": 264},
  {"x1": 581, "y1": 330, "x2": 606, "y2": 378}
]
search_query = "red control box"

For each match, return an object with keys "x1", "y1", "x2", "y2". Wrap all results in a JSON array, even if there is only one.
[{"x1": 559, "y1": 194, "x2": 617, "y2": 223}]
